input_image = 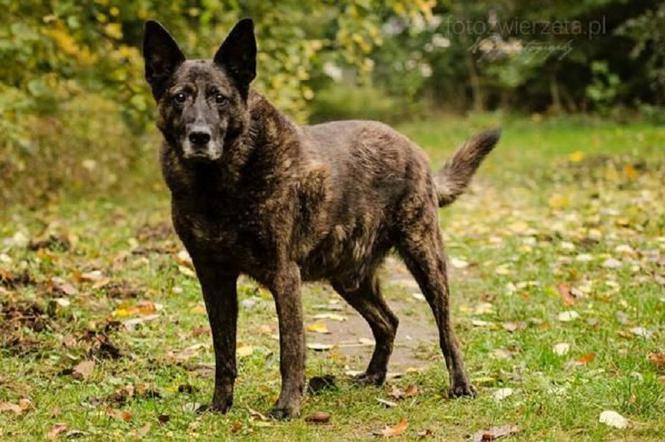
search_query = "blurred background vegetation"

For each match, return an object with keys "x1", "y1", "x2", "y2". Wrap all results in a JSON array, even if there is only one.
[{"x1": 1, "y1": 0, "x2": 663, "y2": 207}]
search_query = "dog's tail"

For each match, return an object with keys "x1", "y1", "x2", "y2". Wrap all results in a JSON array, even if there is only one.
[{"x1": 435, "y1": 129, "x2": 501, "y2": 207}]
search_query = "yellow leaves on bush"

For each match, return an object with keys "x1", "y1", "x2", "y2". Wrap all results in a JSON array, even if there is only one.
[
  {"x1": 44, "y1": 26, "x2": 95, "y2": 65},
  {"x1": 103, "y1": 23, "x2": 123, "y2": 40}
]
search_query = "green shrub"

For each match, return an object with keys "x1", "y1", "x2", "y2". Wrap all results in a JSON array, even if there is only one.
[{"x1": 308, "y1": 84, "x2": 421, "y2": 123}]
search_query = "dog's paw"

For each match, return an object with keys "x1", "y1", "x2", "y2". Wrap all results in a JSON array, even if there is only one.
[
  {"x1": 448, "y1": 383, "x2": 476, "y2": 398},
  {"x1": 196, "y1": 396, "x2": 233, "y2": 414},
  {"x1": 268, "y1": 405, "x2": 300, "y2": 420},
  {"x1": 351, "y1": 371, "x2": 386, "y2": 386}
]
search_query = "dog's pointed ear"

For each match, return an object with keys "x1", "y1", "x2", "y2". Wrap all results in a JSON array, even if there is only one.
[
  {"x1": 143, "y1": 20, "x2": 185, "y2": 101},
  {"x1": 214, "y1": 18, "x2": 257, "y2": 91}
]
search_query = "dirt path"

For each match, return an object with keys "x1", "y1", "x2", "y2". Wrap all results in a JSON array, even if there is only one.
[{"x1": 306, "y1": 257, "x2": 440, "y2": 373}]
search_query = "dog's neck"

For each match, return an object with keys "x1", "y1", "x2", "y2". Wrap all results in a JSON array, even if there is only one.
[{"x1": 162, "y1": 91, "x2": 302, "y2": 202}]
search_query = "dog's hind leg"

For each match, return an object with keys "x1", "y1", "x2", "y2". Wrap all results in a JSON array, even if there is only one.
[
  {"x1": 332, "y1": 275, "x2": 398, "y2": 386},
  {"x1": 397, "y1": 219, "x2": 475, "y2": 398}
]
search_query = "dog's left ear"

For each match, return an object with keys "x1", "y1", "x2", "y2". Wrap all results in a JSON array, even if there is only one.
[{"x1": 214, "y1": 18, "x2": 257, "y2": 92}]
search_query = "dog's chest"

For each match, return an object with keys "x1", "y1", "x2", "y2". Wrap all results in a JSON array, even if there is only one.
[{"x1": 172, "y1": 197, "x2": 280, "y2": 269}]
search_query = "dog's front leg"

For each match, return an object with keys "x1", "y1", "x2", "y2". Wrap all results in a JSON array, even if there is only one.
[
  {"x1": 268, "y1": 263, "x2": 306, "y2": 419},
  {"x1": 196, "y1": 263, "x2": 239, "y2": 413}
]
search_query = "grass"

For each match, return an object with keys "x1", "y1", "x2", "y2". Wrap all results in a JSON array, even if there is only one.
[{"x1": 1, "y1": 114, "x2": 664, "y2": 441}]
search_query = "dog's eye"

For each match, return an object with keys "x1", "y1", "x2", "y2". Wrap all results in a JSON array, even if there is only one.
[
  {"x1": 174, "y1": 92, "x2": 187, "y2": 104},
  {"x1": 215, "y1": 94, "x2": 227, "y2": 105}
]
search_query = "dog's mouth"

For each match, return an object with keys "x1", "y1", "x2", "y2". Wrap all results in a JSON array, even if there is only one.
[{"x1": 181, "y1": 139, "x2": 223, "y2": 163}]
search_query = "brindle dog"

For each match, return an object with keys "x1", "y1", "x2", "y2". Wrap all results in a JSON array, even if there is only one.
[{"x1": 143, "y1": 18, "x2": 500, "y2": 419}]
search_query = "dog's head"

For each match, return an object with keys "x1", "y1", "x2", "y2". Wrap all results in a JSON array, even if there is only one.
[{"x1": 143, "y1": 19, "x2": 256, "y2": 163}]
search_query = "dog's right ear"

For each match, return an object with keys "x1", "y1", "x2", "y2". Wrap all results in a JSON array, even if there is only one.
[{"x1": 143, "y1": 20, "x2": 185, "y2": 101}]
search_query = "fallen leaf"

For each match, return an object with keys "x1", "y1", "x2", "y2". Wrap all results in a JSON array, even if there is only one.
[
  {"x1": 107, "y1": 408, "x2": 132, "y2": 422},
  {"x1": 470, "y1": 424, "x2": 519, "y2": 442},
  {"x1": 493, "y1": 388, "x2": 513, "y2": 401},
  {"x1": 47, "y1": 423, "x2": 67, "y2": 440},
  {"x1": 599, "y1": 410, "x2": 628, "y2": 429},
  {"x1": 236, "y1": 345, "x2": 255, "y2": 357},
  {"x1": 473, "y1": 302, "x2": 493, "y2": 315},
  {"x1": 553, "y1": 343, "x2": 570, "y2": 356},
  {"x1": 175, "y1": 249, "x2": 193, "y2": 268},
  {"x1": 602, "y1": 258, "x2": 622, "y2": 269},
  {"x1": 623, "y1": 164, "x2": 637, "y2": 179},
  {"x1": 647, "y1": 352, "x2": 665, "y2": 369},
  {"x1": 575, "y1": 352, "x2": 596, "y2": 366},
  {"x1": 50, "y1": 277, "x2": 78, "y2": 296},
  {"x1": 122, "y1": 314, "x2": 160, "y2": 330},
  {"x1": 72, "y1": 360, "x2": 95, "y2": 380},
  {"x1": 376, "y1": 417, "x2": 408, "y2": 437},
  {"x1": 411, "y1": 292, "x2": 426, "y2": 301},
  {"x1": 450, "y1": 257, "x2": 469, "y2": 269},
  {"x1": 557, "y1": 283, "x2": 575, "y2": 306},
  {"x1": 0, "y1": 398, "x2": 32, "y2": 414},
  {"x1": 79, "y1": 270, "x2": 105, "y2": 282},
  {"x1": 417, "y1": 429, "x2": 433, "y2": 438},
  {"x1": 575, "y1": 253, "x2": 593, "y2": 262},
  {"x1": 568, "y1": 151, "x2": 585, "y2": 162},
  {"x1": 306, "y1": 322, "x2": 330, "y2": 334},
  {"x1": 133, "y1": 424, "x2": 151, "y2": 438},
  {"x1": 502, "y1": 321, "x2": 525, "y2": 333},
  {"x1": 404, "y1": 384, "x2": 419, "y2": 397},
  {"x1": 305, "y1": 411, "x2": 331, "y2": 424},
  {"x1": 376, "y1": 398, "x2": 398, "y2": 408},
  {"x1": 178, "y1": 265, "x2": 196, "y2": 277},
  {"x1": 630, "y1": 327, "x2": 652, "y2": 339},
  {"x1": 113, "y1": 301, "x2": 159, "y2": 318},
  {"x1": 307, "y1": 343, "x2": 333, "y2": 351},
  {"x1": 558, "y1": 310, "x2": 580, "y2": 322},
  {"x1": 312, "y1": 313, "x2": 347, "y2": 321},
  {"x1": 247, "y1": 407, "x2": 269, "y2": 421}
]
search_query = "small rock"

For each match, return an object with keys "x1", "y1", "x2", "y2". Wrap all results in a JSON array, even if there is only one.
[
  {"x1": 553, "y1": 343, "x2": 570, "y2": 355},
  {"x1": 602, "y1": 258, "x2": 622, "y2": 269},
  {"x1": 493, "y1": 388, "x2": 514, "y2": 401},
  {"x1": 599, "y1": 410, "x2": 628, "y2": 429}
]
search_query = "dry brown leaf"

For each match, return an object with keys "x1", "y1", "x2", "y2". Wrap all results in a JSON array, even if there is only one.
[
  {"x1": 648, "y1": 352, "x2": 665, "y2": 370},
  {"x1": 47, "y1": 423, "x2": 67, "y2": 440},
  {"x1": 305, "y1": 411, "x2": 331, "y2": 424},
  {"x1": 107, "y1": 407, "x2": 132, "y2": 422},
  {"x1": 470, "y1": 424, "x2": 519, "y2": 442},
  {"x1": 377, "y1": 417, "x2": 408, "y2": 437},
  {"x1": 49, "y1": 277, "x2": 78, "y2": 296},
  {"x1": 389, "y1": 385, "x2": 405, "y2": 400},
  {"x1": 0, "y1": 402, "x2": 22, "y2": 414},
  {"x1": 404, "y1": 384, "x2": 419, "y2": 397},
  {"x1": 72, "y1": 360, "x2": 95, "y2": 380},
  {"x1": 557, "y1": 283, "x2": 575, "y2": 306},
  {"x1": 575, "y1": 352, "x2": 596, "y2": 366}
]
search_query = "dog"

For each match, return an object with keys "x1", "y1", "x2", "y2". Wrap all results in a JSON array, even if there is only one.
[{"x1": 143, "y1": 18, "x2": 500, "y2": 419}]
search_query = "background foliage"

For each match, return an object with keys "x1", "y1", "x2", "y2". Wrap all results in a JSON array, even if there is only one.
[{"x1": 1, "y1": 0, "x2": 663, "y2": 206}]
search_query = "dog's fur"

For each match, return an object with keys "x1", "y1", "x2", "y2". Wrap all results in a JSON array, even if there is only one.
[{"x1": 143, "y1": 19, "x2": 500, "y2": 419}]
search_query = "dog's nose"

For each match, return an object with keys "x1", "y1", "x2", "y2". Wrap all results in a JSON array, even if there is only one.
[{"x1": 188, "y1": 129, "x2": 211, "y2": 146}]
